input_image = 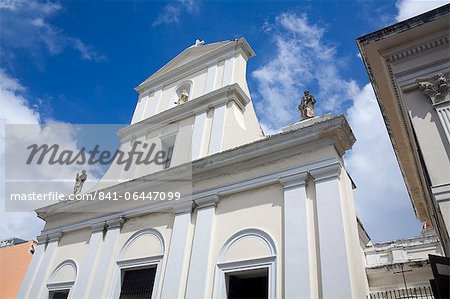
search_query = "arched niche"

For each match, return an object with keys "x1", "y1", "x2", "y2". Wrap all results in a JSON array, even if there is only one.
[{"x1": 118, "y1": 228, "x2": 165, "y2": 261}]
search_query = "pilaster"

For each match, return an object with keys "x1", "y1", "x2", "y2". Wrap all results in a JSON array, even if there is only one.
[
  {"x1": 208, "y1": 104, "x2": 227, "y2": 155},
  {"x1": 68, "y1": 222, "x2": 106, "y2": 299},
  {"x1": 160, "y1": 201, "x2": 194, "y2": 298},
  {"x1": 310, "y1": 163, "x2": 352, "y2": 299},
  {"x1": 88, "y1": 217, "x2": 124, "y2": 299},
  {"x1": 29, "y1": 232, "x2": 63, "y2": 298},
  {"x1": 185, "y1": 195, "x2": 220, "y2": 298},
  {"x1": 279, "y1": 172, "x2": 311, "y2": 299}
]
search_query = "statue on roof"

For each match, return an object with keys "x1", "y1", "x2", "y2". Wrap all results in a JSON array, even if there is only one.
[
  {"x1": 174, "y1": 90, "x2": 189, "y2": 105},
  {"x1": 73, "y1": 170, "x2": 87, "y2": 194},
  {"x1": 298, "y1": 90, "x2": 316, "y2": 120}
]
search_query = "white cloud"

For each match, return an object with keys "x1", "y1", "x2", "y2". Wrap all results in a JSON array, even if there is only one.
[
  {"x1": 252, "y1": 13, "x2": 357, "y2": 133},
  {"x1": 0, "y1": 70, "x2": 100, "y2": 240},
  {"x1": 153, "y1": 0, "x2": 199, "y2": 26},
  {"x1": 346, "y1": 84, "x2": 422, "y2": 241},
  {"x1": 0, "y1": 0, "x2": 105, "y2": 63},
  {"x1": 252, "y1": 12, "x2": 422, "y2": 241},
  {"x1": 396, "y1": 0, "x2": 449, "y2": 21}
]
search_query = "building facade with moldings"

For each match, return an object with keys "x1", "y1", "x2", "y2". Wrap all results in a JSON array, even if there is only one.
[{"x1": 18, "y1": 38, "x2": 369, "y2": 299}]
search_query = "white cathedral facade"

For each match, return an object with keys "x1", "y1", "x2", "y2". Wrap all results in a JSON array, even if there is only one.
[{"x1": 18, "y1": 38, "x2": 369, "y2": 298}]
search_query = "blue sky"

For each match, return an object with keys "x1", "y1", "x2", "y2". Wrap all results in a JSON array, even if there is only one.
[{"x1": 1, "y1": 0, "x2": 448, "y2": 242}]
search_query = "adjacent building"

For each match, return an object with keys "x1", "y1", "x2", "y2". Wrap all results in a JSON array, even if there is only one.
[
  {"x1": 357, "y1": 4, "x2": 450, "y2": 256},
  {"x1": 0, "y1": 238, "x2": 36, "y2": 299}
]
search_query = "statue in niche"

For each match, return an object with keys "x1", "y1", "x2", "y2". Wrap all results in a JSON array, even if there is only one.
[
  {"x1": 174, "y1": 90, "x2": 189, "y2": 105},
  {"x1": 73, "y1": 170, "x2": 87, "y2": 194},
  {"x1": 298, "y1": 89, "x2": 316, "y2": 120}
]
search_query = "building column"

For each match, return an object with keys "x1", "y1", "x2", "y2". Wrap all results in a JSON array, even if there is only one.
[
  {"x1": 28, "y1": 232, "x2": 63, "y2": 299},
  {"x1": 68, "y1": 222, "x2": 105, "y2": 299},
  {"x1": 208, "y1": 104, "x2": 226, "y2": 155},
  {"x1": 310, "y1": 164, "x2": 352, "y2": 299},
  {"x1": 160, "y1": 201, "x2": 194, "y2": 298},
  {"x1": 16, "y1": 236, "x2": 47, "y2": 298},
  {"x1": 185, "y1": 195, "x2": 220, "y2": 299},
  {"x1": 191, "y1": 110, "x2": 208, "y2": 160},
  {"x1": 88, "y1": 217, "x2": 124, "y2": 299},
  {"x1": 279, "y1": 172, "x2": 310, "y2": 299}
]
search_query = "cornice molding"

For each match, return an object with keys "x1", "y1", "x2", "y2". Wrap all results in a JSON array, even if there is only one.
[
  {"x1": 384, "y1": 35, "x2": 448, "y2": 63},
  {"x1": 90, "y1": 221, "x2": 106, "y2": 233},
  {"x1": 172, "y1": 200, "x2": 193, "y2": 214},
  {"x1": 194, "y1": 194, "x2": 220, "y2": 208},
  {"x1": 135, "y1": 38, "x2": 255, "y2": 93},
  {"x1": 278, "y1": 172, "x2": 308, "y2": 189},
  {"x1": 118, "y1": 83, "x2": 250, "y2": 141},
  {"x1": 309, "y1": 163, "x2": 342, "y2": 182},
  {"x1": 106, "y1": 217, "x2": 125, "y2": 229}
]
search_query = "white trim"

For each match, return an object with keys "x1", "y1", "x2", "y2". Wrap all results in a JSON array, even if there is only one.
[
  {"x1": 213, "y1": 229, "x2": 277, "y2": 299},
  {"x1": 38, "y1": 159, "x2": 340, "y2": 237},
  {"x1": 111, "y1": 256, "x2": 164, "y2": 299},
  {"x1": 47, "y1": 281, "x2": 74, "y2": 291}
]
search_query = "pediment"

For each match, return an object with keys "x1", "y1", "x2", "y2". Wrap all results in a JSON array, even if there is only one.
[{"x1": 139, "y1": 40, "x2": 233, "y2": 86}]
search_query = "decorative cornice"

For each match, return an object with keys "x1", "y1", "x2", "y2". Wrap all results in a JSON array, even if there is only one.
[
  {"x1": 118, "y1": 83, "x2": 250, "y2": 141},
  {"x1": 385, "y1": 35, "x2": 449, "y2": 63},
  {"x1": 309, "y1": 163, "x2": 342, "y2": 182},
  {"x1": 278, "y1": 172, "x2": 309, "y2": 189},
  {"x1": 172, "y1": 200, "x2": 194, "y2": 214},
  {"x1": 194, "y1": 194, "x2": 220, "y2": 208},
  {"x1": 91, "y1": 221, "x2": 106, "y2": 233},
  {"x1": 135, "y1": 38, "x2": 255, "y2": 92},
  {"x1": 48, "y1": 232, "x2": 63, "y2": 243},
  {"x1": 418, "y1": 72, "x2": 449, "y2": 105},
  {"x1": 106, "y1": 217, "x2": 125, "y2": 229}
]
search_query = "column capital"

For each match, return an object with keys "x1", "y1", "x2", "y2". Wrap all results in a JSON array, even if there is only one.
[
  {"x1": 36, "y1": 234, "x2": 48, "y2": 245},
  {"x1": 194, "y1": 194, "x2": 220, "y2": 208},
  {"x1": 47, "y1": 231, "x2": 63, "y2": 243},
  {"x1": 91, "y1": 221, "x2": 107, "y2": 232},
  {"x1": 279, "y1": 172, "x2": 308, "y2": 189},
  {"x1": 106, "y1": 216, "x2": 125, "y2": 229},
  {"x1": 172, "y1": 200, "x2": 194, "y2": 214},
  {"x1": 310, "y1": 163, "x2": 341, "y2": 183}
]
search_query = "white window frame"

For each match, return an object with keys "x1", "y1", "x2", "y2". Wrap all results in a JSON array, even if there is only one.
[
  {"x1": 109, "y1": 228, "x2": 165, "y2": 299},
  {"x1": 213, "y1": 229, "x2": 277, "y2": 299},
  {"x1": 46, "y1": 259, "x2": 77, "y2": 299}
]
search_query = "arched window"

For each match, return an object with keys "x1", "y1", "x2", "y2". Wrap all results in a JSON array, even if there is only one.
[
  {"x1": 109, "y1": 228, "x2": 165, "y2": 299},
  {"x1": 213, "y1": 229, "x2": 277, "y2": 299},
  {"x1": 47, "y1": 260, "x2": 77, "y2": 299}
]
